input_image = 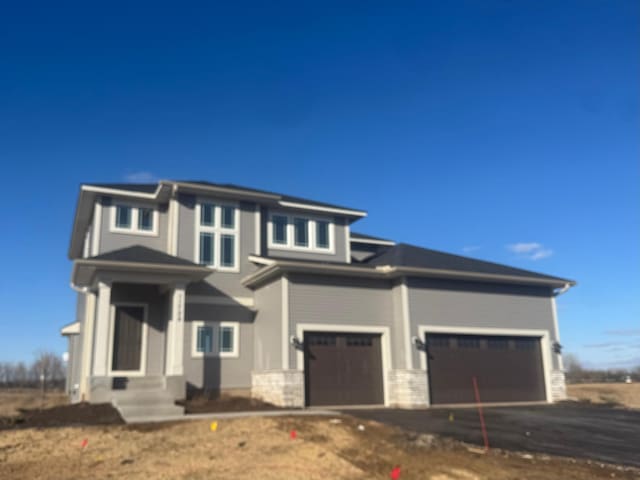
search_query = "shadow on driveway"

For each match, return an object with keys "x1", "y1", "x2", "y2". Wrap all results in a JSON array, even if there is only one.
[{"x1": 343, "y1": 403, "x2": 640, "y2": 467}]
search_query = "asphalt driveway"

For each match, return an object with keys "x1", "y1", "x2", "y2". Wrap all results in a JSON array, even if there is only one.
[{"x1": 343, "y1": 403, "x2": 640, "y2": 467}]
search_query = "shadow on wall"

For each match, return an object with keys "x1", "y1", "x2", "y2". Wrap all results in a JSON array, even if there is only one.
[{"x1": 186, "y1": 281, "x2": 256, "y2": 399}]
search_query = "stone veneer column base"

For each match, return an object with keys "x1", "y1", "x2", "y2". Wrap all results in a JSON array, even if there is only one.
[
  {"x1": 388, "y1": 369, "x2": 429, "y2": 408},
  {"x1": 550, "y1": 370, "x2": 567, "y2": 401},
  {"x1": 251, "y1": 370, "x2": 305, "y2": 408}
]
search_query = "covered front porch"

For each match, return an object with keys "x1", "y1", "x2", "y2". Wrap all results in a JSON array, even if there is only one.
[{"x1": 72, "y1": 246, "x2": 211, "y2": 419}]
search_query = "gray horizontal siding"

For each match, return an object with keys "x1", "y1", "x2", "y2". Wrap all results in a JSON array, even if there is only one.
[
  {"x1": 407, "y1": 277, "x2": 560, "y2": 369},
  {"x1": 253, "y1": 278, "x2": 283, "y2": 371},
  {"x1": 183, "y1": 303, "x2": 255, "y2": 390},
  {"x1": 98, "y1": 196, "x2": 169, "y2": 254},
  {"x1": 288, "y1": 274, "x2": 401, "y2": 369}
]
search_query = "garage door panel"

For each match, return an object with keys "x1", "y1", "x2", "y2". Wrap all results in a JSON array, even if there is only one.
[
  {"x1": 427, "y1": 333, "x2": 546, "y2": 404},
  {"x1": 304, "y1": 332, "x2": 384, "y2": 406}
]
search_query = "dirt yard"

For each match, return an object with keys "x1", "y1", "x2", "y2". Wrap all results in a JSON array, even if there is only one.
[
  {"x1": 567, "y1": 383, "x2": 640, "y2": 409},
  {"x1": 0, "y1": 389, "x2": 68, "y2": 417},
  {"x1": 1, "y1": 414, "x2": 638, "y2": 479}
]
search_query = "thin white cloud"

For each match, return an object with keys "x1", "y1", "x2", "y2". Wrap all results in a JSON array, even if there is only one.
[
  {"x1": 123, "y1": 171, "x2": 158, "y2": 183},
  {"x1": 462, "y1": 245, "x2": 481, "y2": 253},
  {"x1": 506, "y1": 242, "x2": 553, "y2": 261},
  {"x1": 507, "y1": 242, "x2": 542, "y2": 254},
  {"x1": 530, "y1": 248, "x2": 553, "y2": 260}
]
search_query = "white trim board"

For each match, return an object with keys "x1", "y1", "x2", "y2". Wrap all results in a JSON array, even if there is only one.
[
  {"x1": 295, "y1": 323, "x2": 392, "y2": 407},
  {"x1": 416, "y1": 325, "x2": 553, "y2": 405},
  {"x1": 281, "y1": 276, "x2": 290, "y2": 370},
  {"x1": 550, "y1": 297, "x2": 563, "y2": 371},
  {"x1": 277, "y1": 200, "x2": 366, "y2": 218},
  {"x1": 107, "y1": 303, "x2": 149, "y2": 377},
  {"x1": 90, "y1": 201, "x2": 102, "y2": 256}
]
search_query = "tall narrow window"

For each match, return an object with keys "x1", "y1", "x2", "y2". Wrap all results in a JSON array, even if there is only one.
[
  {"x1": 138, "y1": 208, "x2": 154, "y2": 231},
  {"x1": 197, "y1": 326, "x2": 213, "y2": 353},
  {"x1": 293, "y1": 217, "x2": 309, "y2": 247},
  {"x1": 201, "y1": 203, "x2": 215, "y2": 226},
  {"x1": 219, "y1": 326, "x2": 234, "y2": 353},
  {"x1": 199, "y1": 232, "x2": 214, "y2": 266},
  {"x1": 221, "y1": 206, "x2": 235, "y2": 229},
  {"x1": 115, "y1": 205, "x2": 131, "y2": 228},
  {"x1": 316, "y1": 220, "x2": 330, "y2": 249},
  {"x1": 220, "y1": 234, "x2": 235, "y2": 267},
  {"x1": 272, "y1": 215, "x2": 288, "y2": 244},
  {"x1": 196, "y1": 201, "x2": 238, "y2": 270}
]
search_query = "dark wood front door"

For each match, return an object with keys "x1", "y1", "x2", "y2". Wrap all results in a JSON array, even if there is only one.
[
  {"x1": 426, "y1": 333, "x2": 546, "y2": 404},
  {"x1": 304, "y1": 332, "x2": 384, "y2": 406},
  {"x1": 111, "y1": 306, "x2": 144, "y2": 372}
]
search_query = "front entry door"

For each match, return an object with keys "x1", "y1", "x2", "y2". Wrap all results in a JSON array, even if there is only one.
[{"x1": 111, "y1": 306, "x2": 145, "y2": 372}]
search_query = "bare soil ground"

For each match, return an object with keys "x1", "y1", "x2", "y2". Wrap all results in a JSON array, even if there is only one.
[
  {"x1": 178, "y1": 392, "x2": 284, "y2": 414},
  {"x1": 567, "y1": 383, "x2": 640, "y2": 409},
  {"x1": 0, "y1": 389, "x2": 68, "y2": 417},
  {"x1": 1, "y1": 390, "x2": 639, "y2": 479},
  {"x1": 1, "y1": 413, "x2": 639, "y2": 479}
]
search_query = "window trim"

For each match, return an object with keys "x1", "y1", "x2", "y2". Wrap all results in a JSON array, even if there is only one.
[
  {"x1": 267, "y1": 212, "x2": 335, "y2": 254},
  {"x1": 191, "y1": 320, "x2": 240, "y2": 358},
  {"x1": 194, "y1": 199, "x2": 240, "y2": 272},
  {"x1": 109, "y1": 203, "x2": 159, "y2": 236}
]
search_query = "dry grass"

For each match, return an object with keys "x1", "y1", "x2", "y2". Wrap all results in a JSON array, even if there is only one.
[
  {"x1": 0, "y1": 415, "x2": 637, "y2": 479},
  {"x1": 0, "y1": 389, "x2": 68, "y2": 417},
  {"x1": 567, "y1": 383, "x2": 640, "y2": 409}
]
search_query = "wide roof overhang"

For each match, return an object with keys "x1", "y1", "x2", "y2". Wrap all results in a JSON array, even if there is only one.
[
  {"x1": 72, "y1": 258, "x2": 211, "y2": 289},
  {"x1": 241, "y1": 258, "x2": 575, "y2": 291}
]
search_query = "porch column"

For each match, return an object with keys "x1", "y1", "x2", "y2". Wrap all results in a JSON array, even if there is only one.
[
  {"x1": 92, "y1": 281, "x2": 112, "y2": 376},
  {"x1": 166, "y1": 283, "x2": 186, "y2": 376}
]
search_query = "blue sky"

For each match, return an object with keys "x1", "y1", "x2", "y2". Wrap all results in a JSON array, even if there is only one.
[{"x1": 0, "y1": 1, "x2": 638, "y2": 369}]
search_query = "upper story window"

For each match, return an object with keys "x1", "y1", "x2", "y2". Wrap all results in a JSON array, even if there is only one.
[
  {"x1": 195, "y1": 200, "x2": 239, "y2": 271},
  {"x1": 268, "y1": 212, "x2": 334, "y2": 253},
  {"x1": 110, "y1": 203, "x2": 158, "y2": 236}
]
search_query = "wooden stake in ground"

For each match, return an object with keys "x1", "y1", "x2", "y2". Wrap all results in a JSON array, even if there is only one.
[{"x1": 472, "y1": 376, "x2": 489, "y2": 451}]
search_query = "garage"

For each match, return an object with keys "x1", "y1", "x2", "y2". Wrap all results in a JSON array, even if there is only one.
[
  {"x1": 304, "y1": 332, "x2": 384, "y2": 406},
  {"x1": 426, "y1": 333, "x2": 546, "y2": 404}
]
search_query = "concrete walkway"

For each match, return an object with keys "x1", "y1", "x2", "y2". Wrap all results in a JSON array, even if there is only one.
[{"x1": 125, "y1": 408, "x2": 339, "y2": 424}]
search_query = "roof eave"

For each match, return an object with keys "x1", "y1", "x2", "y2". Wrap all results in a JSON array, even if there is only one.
[
  {"x1": 242, "y1": 260, "x2": 576, "y2": 290},
  {"x1": 72, "y1": 258, "x2": 212, "y2": 287}
]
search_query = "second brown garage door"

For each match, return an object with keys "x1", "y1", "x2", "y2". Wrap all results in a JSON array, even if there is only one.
[
  {"x1": 304, "y1": 332, "x2": 384, "y2": 406},
  {"x1": 426, "y1": 333, "x2": 546, "y2": 404}
]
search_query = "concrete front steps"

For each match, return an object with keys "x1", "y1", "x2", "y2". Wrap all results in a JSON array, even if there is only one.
[{"x1": 111, "y1": 376, "x2": 184, "y2": 423}]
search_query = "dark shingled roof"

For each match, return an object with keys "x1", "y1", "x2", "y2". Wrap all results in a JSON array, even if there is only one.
[
  {"x1": 178, "y1": 180, "x2": 365, "y2": 213},
  {"x1": 89, "y1": 246, "x2": 201, "y2": 267},
  {"x1": 365, "y1": 243, "x2": 573, "y2": 283},
  {"x1": 87, "y1": 183, "x2": 159, "y2": 193},
  {"x1": 83, "y1": 180, "x2": 365, "y2": 214}
]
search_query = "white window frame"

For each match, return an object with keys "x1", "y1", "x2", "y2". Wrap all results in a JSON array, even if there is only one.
[
  {"x1": 107, "y1": 303, "x2": 148, "y2": 377},
  {"x1": 194, "y1": 200, "x2": 240, "y2": 272},
  {"x1": 267, "y1": 212, "x2": 335, "y2": 254},
  {"x1": 191, "y1": 320, "x2": 240, "y2": 358},
  {"x1": 109, "y1": 203, "x2": 159, "y2": 236}
]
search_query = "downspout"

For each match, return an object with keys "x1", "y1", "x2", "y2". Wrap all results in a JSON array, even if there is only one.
[{"x1": 554, "y1": 283, "x2": 571, "y2": 296}]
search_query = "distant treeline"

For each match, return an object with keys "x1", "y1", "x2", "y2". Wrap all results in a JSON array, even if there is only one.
[
  {"x1": 564, "y1": 353, "x2": 640, "y2": 384},
  {"x1": 0, "y1": 351, "x2": 66, "y2": 389}
]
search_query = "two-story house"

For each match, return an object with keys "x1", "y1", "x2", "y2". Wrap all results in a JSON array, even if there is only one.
[{"x1": 62, "y1": 180, "x2": 574, "y2": 421}]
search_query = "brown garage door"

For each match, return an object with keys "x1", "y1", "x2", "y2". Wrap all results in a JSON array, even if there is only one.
[
  {"x1": 304, "y1": 332, "x2": 384, "y2": 406},
  {"x1": 426, "y1": 333, "x2": 546, "y2": 404}
]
